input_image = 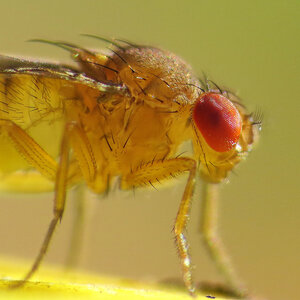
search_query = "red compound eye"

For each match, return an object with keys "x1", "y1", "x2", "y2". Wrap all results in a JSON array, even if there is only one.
[{"x1": 193, "y1": 92, "x2": 242, "y2": 152}]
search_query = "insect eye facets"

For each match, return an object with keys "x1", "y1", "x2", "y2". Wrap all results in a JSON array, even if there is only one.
[{"x1": 192, "y1": 92, "x2": 242, "y2": 152}]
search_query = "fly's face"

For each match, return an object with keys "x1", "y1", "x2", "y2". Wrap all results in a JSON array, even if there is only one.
[{"x1": 191, "y1": 90, "x2": 261, "y2": 183}]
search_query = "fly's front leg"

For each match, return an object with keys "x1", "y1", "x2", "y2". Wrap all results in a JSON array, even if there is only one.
[
  {"x1": 121, "y1": 157, "x2": 197, "y2": 296},
  {"x1": 201, "y1": 182, "x2": 247, "y2": 297},
  {"x1": 173, "y1": 160, "x2": 197, "y2": 296}
]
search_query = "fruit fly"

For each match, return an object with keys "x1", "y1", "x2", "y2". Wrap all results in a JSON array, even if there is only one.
[{"x1": 0, "y1": 35, "x2": 260, "y2": 297}]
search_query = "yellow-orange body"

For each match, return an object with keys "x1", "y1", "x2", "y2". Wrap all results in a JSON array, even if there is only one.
[
  {"x1": 0, "y1": 38, "x2": 260, "y2": 296},
  {"x1": 0, "y1": 46, "x2": 256, "y2": 190}
]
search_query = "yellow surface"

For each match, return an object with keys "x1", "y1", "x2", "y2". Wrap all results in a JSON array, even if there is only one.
[
  {"x1": 0, "y1": 257, "x2": 236, "y2": 300},
  {"x1": 0, "y1": 171, "x2": 54, "y2": 193}
]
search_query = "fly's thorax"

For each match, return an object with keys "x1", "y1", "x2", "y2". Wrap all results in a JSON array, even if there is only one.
[
  {"x1": 103, "y1": 46, "x2": 200, "y2": 107},
  {"x1": 190, "y1": 92, "x2": 260, "y2": 183},
  {"x1": 74, "y1": 45, "x2": 203, "y2": 177},
  {"x1": 82, "y1": 95, "x2": 192, "y2": 180}
]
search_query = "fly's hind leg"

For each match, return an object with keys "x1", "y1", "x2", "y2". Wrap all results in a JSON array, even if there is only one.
[
  {"x1": 15, "y1": 121, "x2": 97, "y2": 285},
  {"x1": 0, "y1": 120, "x2": 71, "y2": 287},
  {"x1": 0, "y1": 119, "x2": 57, "y2": 181},
  {"x1": 65, "y1": 184, "x2": 86, "y2": 269},
  {"x1": 121, "y1": 157, "x2": 197, "y2": 296},
  {"x1": 200, "y1": 182, "x2": 247, "y2": 297},
  {"x1": 19, "y1": 124, "x2": 70, "y2": 285}
]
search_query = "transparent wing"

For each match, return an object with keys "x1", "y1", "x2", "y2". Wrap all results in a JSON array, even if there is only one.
[
  {"x1": 0, "y1": 55, "x2": 127, "y2": 192},
  {"x1": 0, "y1": 57, "x2": 85, "y2": 190}
]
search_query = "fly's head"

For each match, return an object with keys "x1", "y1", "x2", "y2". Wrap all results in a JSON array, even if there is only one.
[{"x1": 191, "y1": 88, "x2": 261, "y2": 183}]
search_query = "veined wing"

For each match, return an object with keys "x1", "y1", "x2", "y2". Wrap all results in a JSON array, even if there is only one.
[
  {"x1": 0, "y1": 55, "x2": 127, "y2": 92},
  {"x1": 0, "y1": 56, "x2": 86, "y2": 182}
]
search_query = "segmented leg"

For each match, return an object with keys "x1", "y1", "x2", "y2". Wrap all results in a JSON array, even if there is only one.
[
  {"x1": 200, "y1": 182, "x2": 247, "y2": 297},
  {"x1": 65, "y1": 184, "x2": 86, "y2": 269},
  {"x1": 121, "y1": 157, "x2": 197, "y2": 296},
  {"x1": 67, "y1": 122, "x2": 96, "y2": 184},
  {"x1": 0, "y1": 119, "x2": 88, "y2": 189},
  {"x1": 58, "y1": 123, "x2": 96, "y2": 269},
  {"x1": 6, "y1": 120, "x2": 98, "y2": 287},
  {"x1": 173, "y1": 160, "x2": 197, "y2": 296},
  {"x1": 0, "y1": 119, "x2": 57, "y2": 181},
  {"x1": 10, "y1": 124, "x2": 70, "y2": 287}
]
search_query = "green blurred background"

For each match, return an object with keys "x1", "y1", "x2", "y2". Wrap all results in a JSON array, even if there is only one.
[{"x1": 0, "y1": 1, "x2": 299, "y2": 299}]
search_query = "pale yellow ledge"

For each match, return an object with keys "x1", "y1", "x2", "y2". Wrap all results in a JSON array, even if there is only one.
[{"x1": 0, "y1": 257, "x2": 237, "y2": 300}]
